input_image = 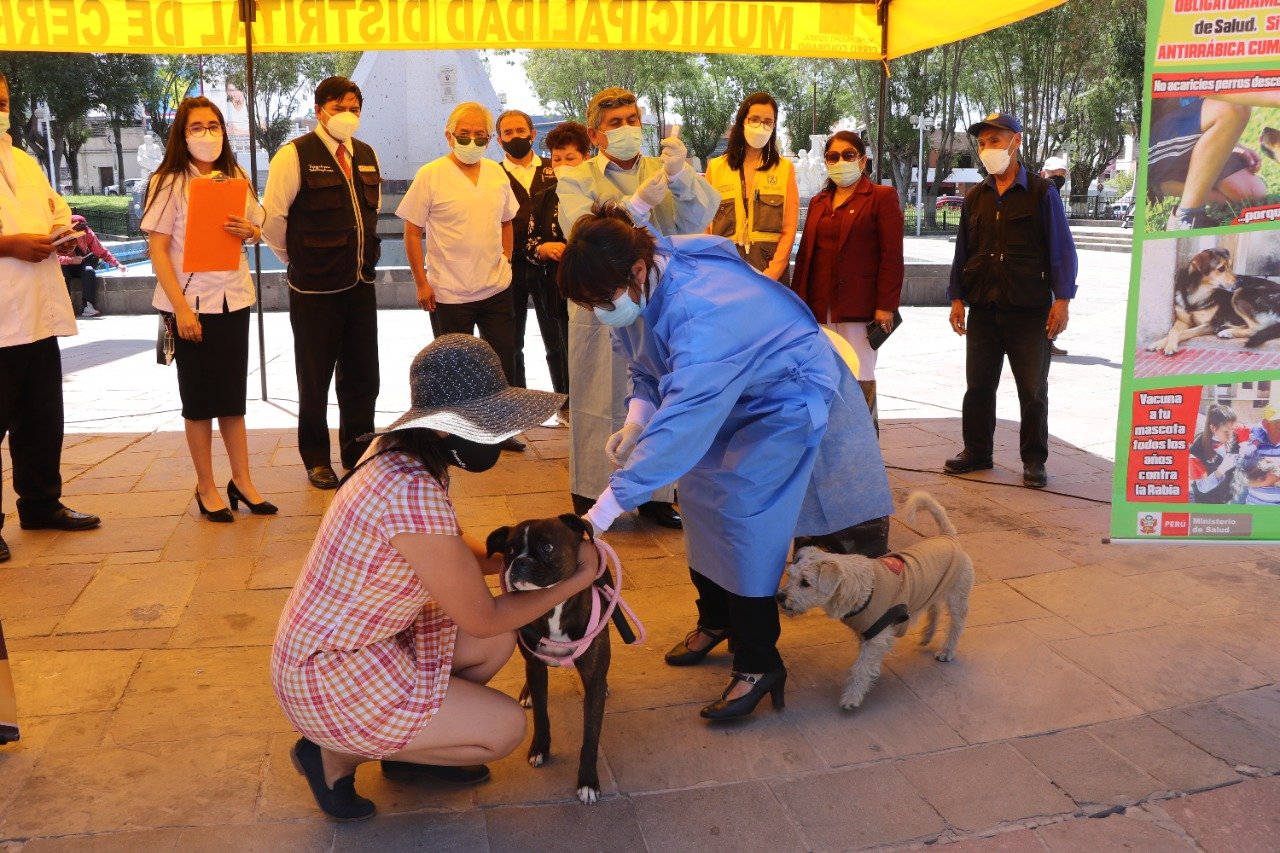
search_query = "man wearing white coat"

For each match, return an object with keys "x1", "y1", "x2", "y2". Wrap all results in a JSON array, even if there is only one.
[
  {"x1": 0, "y1": 73, "x2": 102, "y2": 564},
  {"x1": 555, "y1": 86, "x2": 720, "y2": 529}
]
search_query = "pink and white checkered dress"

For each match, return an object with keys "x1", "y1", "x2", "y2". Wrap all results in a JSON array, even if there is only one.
[{"x1": 271, "y1": 451, "x2": 460, "y2": 758}]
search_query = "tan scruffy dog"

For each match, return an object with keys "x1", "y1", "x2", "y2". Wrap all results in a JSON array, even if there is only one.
[{"x1": 777, "y1": 491, "x2": 974, "y2": 710}]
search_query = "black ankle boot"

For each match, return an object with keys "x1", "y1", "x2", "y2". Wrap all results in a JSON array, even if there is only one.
[{"x1": 700, "y1": 668, "x2": 787, "y2": 720}]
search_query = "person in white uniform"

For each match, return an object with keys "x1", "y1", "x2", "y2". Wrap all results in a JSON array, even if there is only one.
[
  {"x1": 555, "y1": 86, "x2": 720, "y2": 527},
  {"x1": 0, "y1": 72, "x2": 101, "y2": 564}
]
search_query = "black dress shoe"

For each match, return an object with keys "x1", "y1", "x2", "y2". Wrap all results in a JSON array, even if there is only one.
[
  {"x1": 195, "y1": 490, "x2": 234, "y2": 523},
  {"x1": 290, "y1": 737, "x2": 375, "y2": 821},
  {"x1": 1023, "y1": 463, "x2": 1048, "y2": 489},
  {"x1": 665, "y1": 626, "x2": 731, "y2": 666},
  {"x1": 943, "y1": 450, "x2": 994, "y2": 475},
  {"x1": 500, "y1": 436, "x2": 526, "y2": 452},
  {"x1": 307, "y1": 465, "x2": 340, "y2": 490},
  {"x1": 700, "y1": 668, "x2": 787, "y2": 720},
  {"x1": 227, "y1": 480, "x2": 278, "y2": 515},
  {"x1": 0, "y1": 535, "x2": 9, "y2": 563},
  {"x1": 381, "y1": 760, "x2": 490, "y2": 785},
  {"x1": 638, "y1": 501, "x2": 682, "y2": 529},
  {"x1": 19, "y1": 507, "x2": 101, "y2": 531}
]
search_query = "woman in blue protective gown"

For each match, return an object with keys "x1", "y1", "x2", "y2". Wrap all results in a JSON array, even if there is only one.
[{"x1": 557, "y1": 202, "x2": 893, "y2": 721}]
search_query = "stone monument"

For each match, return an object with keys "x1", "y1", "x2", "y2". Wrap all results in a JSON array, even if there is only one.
[{"x1": 351, "y1": 50, "x2": 504, "y2": 185}]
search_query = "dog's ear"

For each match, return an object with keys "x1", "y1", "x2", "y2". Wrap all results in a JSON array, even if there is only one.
[
  {"x1": 816, "y1": 561, "x2": 843, "y2": 598},
  {"x1": 558, "y1": 513, "x2": 593, "y2": 541},
  {"x1": 485, "y1": 526, "x2": 512, "y2": 559},
  {"x1": 1190, "y1": 250, "x2": 1215, "y2": 276}
]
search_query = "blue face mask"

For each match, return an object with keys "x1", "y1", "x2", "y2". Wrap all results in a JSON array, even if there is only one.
[{"x1": 594, "y1": 288, "x2": 646, "y2": 327}]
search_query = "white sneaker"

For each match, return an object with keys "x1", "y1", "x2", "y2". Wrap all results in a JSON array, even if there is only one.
[{"x1": 81, "y1": 302, "x2": 99, "y2": 317}]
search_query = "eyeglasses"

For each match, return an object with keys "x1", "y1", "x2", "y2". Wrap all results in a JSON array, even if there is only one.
[
  {"x1": 186, "y1": 123, "x2": 223, "y2": 138},
  {"x1": 824, "y1": 150, "x2": 863, "y2": 164},
  {"x1": 595, "y1": 95, "x2": 637, "y2": 111},
  {"x1": 452, "y1": 133, "x2": 491, "y2": 146},
  {"x1": 745, "y1": 117, "x2": 776, "y2": 129}
]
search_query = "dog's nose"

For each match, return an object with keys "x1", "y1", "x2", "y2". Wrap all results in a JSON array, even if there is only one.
[{"x1": 774, "y1": 591, "x2": 787, "y2": 602}]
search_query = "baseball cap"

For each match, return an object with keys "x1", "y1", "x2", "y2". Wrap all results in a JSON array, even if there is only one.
[
  {"x1": 967, "y1": 112, "x2": 1023, "y2": 136},
  {"x1": 1042, "y1": 156, "x2": 1068, "y2": 172}
]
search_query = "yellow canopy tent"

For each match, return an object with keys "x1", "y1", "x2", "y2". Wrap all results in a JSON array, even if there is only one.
[{"x1": 0, "y1": 0, "x2": 1063, "y2": 398}]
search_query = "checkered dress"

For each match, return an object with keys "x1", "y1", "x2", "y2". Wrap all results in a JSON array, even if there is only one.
[{"x1": 271, "y1": 451, "x2": 461, "y2": 759}]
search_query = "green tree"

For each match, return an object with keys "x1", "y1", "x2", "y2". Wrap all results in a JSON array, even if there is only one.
[
  {"x1": 779, "y1": 59, "x2": 856, "y2": 156},
  {"x1": 138, "y1": 55, "x2": 204, "y2": 144},
  {"x1": 93, "y1": 54, "x2": 152, "y2": 194}
]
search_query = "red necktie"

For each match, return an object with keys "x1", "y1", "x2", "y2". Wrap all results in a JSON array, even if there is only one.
[{"x1": 336, "y1": 143, "x2": 352, "y2": 181}]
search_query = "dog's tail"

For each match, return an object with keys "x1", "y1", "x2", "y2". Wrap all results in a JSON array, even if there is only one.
[
  {"x1": 901, "y1": 491, "x2": 958, "y2": 536},
  {"x1": 1245, "y1": 323, "x2": 1280, "y2": 349}
]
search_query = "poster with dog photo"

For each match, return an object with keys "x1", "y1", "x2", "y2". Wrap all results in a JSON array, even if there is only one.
[
  {"x1": 1133, "y1": 232, "x2": 1280, "y2": 377},
  {"x1": 1112, "y1": 0, "x2": 1280, "y2": 541}
]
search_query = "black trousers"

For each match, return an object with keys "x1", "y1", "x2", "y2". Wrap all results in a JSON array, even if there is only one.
[
  {"x1": 61, "y1": 262, "x2": 98, "y2": 306},
  {"x1": 430, "y1": 288, "x2": 517, "y2": 384},
  {"x1": 0, "y1": 337, "x2": 66, "y2": 530},
  {"x1": 689, "y1": 568, "x2": 783, "y2": 673},
  {"x1": 510, "y1": 265, "x2": 569, "y2": 395},
  {"x1": 289, "y1": 284, "x2": 380, "y2": 470},
  {"x1": 962, "y1": 304, "x2": 1052, "y2": 466}
]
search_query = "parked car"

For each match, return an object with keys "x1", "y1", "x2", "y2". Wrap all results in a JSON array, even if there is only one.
[
  {"x1": 1111, "y1": 192, "x2": 1134, "y2": 219},
  {"x1": 104, "y1": 178, "x2": 145, "y2": 197},
  {"x1": 935, "y1": 195, "x2": 964, "y2": 210}
]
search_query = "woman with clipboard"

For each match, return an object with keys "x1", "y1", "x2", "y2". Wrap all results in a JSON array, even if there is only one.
[{"x1": 141, "y1": 96, "x2": 276, "y2": 523}]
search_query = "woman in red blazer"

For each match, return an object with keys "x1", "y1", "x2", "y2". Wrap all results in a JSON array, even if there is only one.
[{"x1": 790, "y1": 131, "x2": 904, "y2": 426}]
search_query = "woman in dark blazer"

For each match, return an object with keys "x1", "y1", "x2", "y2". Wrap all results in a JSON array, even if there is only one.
[{"x1": 791, "y1": 130, "x2": 904, "y2": 426}]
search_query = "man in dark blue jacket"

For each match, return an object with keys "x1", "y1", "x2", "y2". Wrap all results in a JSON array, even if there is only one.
[{"x1": 944, "y1": 112, "x2": 1077, "y2": 489}]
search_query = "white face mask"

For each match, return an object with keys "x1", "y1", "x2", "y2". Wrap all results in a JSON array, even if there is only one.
[
  {"x1": 594, "y1": 287, "x2": 646, "y2": 327},
  {"x1": 979, "y1": 141, "x2": 1015, "y2": 176},
  {"x1": 827, "y1": 160, "x2": 863, "y2": 188},
  {"x1": 186, "y1": 136, "x2": 222, "y2": 163},
  {"x1": 324, "y1": 109, "x2": 360, "y2": 142},
  {"x1": 743, "y1": 125, "x2": 773, "y2": 150},
  {"x1": 452, "y1": 139, "x2": 487, "y2": 165},
  {"x1": 604, "y1": 125, "x2": 642, "y2": 161},
  {"x1": 0, "y1": 112, "x2": 10, "y2": 137}
]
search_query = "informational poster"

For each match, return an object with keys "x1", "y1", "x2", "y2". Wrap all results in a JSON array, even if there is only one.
[{"x1": 1112, "y1": 0, "x2": 1280, "y2": 540}]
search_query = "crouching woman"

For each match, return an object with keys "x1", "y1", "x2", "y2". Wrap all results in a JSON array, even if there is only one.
[{"x1": 271, "y1": 335, "x2": 594, "y2": 821}]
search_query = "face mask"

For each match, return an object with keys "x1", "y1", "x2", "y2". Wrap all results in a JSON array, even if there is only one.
[
  {"x1": 594, "y1": 287, "x2": 646, "y2": 327},
  {"x1": 324, "y1": 109, "x2": 360, "y2": 142},
  {"x1": 604, "y1": 125, "x2": 642, "y2": 161},
  {"x1": 743, "y1": 125, "x2": 773, "y2": 150},
  {"x1": 452, "y1": 140, "x2": 487, "y2": 165},
  {"x1": 827, "y1": 160, "x2": 863, "y2": 188},
  {"x1": 438, "y1": 434, "x2": 502, "y2": 473},
  {"x1": 1049, "y1": 174, "x2": 1066, "y2": 191},
  {"x1": 553, "y1": 165, "x2": 575, "y2": 179},
  {"x1": 979, "y1": 141, "x2": 1015, "y2": 176},
  {"x1": 501, "y1": 137, "x2": 532, "y2": 159},
  {"x1": 186, "y1": 136, "x2": 222, "y2": 163},
  {"x1": 0, "y1": 112, "x2": 10, "y2": 136}
]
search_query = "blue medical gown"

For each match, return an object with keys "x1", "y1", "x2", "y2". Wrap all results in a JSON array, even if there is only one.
[{"x1": 609, "y1": 235, "x2": 893, "y2": 597}]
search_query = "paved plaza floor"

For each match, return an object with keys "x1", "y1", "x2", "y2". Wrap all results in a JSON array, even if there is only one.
[{"x1": 3, "y1": 241, "x2": 1280, "y2": 851}]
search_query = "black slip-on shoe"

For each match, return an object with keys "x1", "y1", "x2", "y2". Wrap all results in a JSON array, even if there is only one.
[
  {"x1": 638, "y1": 501, "x2": 682, "y2": 529},
  {"x1": 943, "y1": 450, "x2": 994, "y2": 475},
  {"x1": 1023, "y1": 463, "x2": 1048, "y2": 489},
  {"x1": 290, "y1": 737, "x2": 375, "y2": 821}
]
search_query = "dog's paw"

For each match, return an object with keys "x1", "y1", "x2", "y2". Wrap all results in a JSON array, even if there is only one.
[
  {"x1": 935, "y1": 650, "x2": 955, "y2": 662},
  {"x1": 528, "y1": 752, "x2": 546, "y2": 768},
  {"x1": 577, "y1": 785, "x2": 600, "y2": 804},
  {"x1": 1162, "y1": 345, "x2": 1177, "y2": 356},
  {"x1": 839, "y1": 692, "x2": 865, "y2": 711},
  {"x1": 1217, "y1": 328, "x2": 1234, "y2": 339}
]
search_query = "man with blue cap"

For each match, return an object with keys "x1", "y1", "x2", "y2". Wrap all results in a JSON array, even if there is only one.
[{"x1": 943, "y1": 112, "x2": 1077, "y2": 489}]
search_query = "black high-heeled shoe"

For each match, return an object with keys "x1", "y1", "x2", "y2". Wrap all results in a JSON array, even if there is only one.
[
  {"x1": 291, "y1": 737, "x2": 375, "y2": 821},
  {"x1": 227, "y1": 480, "x2": 278, "y2": 515},
  {"x1": 665, "y1": 626, "x2": 732, "y2": 666},
  {"x1": 700, "y1": 668, "x2": 787, "y2": 720},
  {"x1": 195, "y1": 489, "x2": 234, "y2": 523}
]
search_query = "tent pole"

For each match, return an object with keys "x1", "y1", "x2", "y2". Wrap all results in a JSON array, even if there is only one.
[
  {"x1": 875, "y1": 0, "x2": 890, "y2": 184},
  {"x1": 239, "y1": 0, "x2": 269, "y2": 402}
]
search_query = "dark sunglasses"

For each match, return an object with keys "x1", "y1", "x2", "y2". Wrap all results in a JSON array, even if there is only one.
[
  {"x1": 824, "y1": 150, "x2": 863, "y2": 164},
  {"x1": 452, "y1": 134, "x2": 491, "y2": 146},
  {"x1": 596, "y1": 95, "x2": 637, "y2": 110}
]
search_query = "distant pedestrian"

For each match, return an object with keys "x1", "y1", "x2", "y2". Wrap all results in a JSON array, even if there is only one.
[
  {"x1": 58, "y1": 214, "x2": 126, "y2": 317},
  {"x1": 0, "y1": 71, "x2": 101, "y2": 564},
  {"x1": 944, "y1": 112, "x2": 1077, "y2": 489}
]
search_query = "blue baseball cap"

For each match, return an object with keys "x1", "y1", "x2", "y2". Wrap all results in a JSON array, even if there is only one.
[{"x1": 967, "y1": 112, "x2": 1023, "y2": 136}]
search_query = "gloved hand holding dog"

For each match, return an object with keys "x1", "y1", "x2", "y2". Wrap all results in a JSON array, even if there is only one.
[{"x1": 606, "y1": 422, "x2": 643, "y2": 467}]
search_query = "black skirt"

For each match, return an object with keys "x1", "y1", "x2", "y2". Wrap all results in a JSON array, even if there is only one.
[{"x1": 174, "y1": 304, "x2": 251, "y2": 420}]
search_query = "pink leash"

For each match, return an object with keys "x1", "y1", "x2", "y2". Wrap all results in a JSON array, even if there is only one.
[{"x1": 516, "y1": 538, "x2": 647, "y2": 669}]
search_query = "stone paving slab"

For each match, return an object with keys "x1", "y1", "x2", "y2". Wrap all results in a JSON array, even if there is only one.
[{"x1": 3, "y1": 246, "x2": 1279, "y2": 849}]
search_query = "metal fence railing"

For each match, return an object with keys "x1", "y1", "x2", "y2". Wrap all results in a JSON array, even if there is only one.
[
  {"x1": 72, "y1": 209, "x2": 143, "y2": 239},
  {"x1": 1067, "y1": 194, "x2": 1124, "y2": 220}
]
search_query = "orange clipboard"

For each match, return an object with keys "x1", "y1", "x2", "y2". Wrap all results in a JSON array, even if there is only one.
[{"x1": 182, "y1": 175, "x2": 249, "y2": 273}]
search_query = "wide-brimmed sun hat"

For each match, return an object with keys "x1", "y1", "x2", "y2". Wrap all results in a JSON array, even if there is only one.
[{"x1": 376, "y1": 334, "x2": 565, "y2": 443}]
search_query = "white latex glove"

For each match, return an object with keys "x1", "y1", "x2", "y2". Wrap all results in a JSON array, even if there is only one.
[
  {"x1": 660, "y1": 134, "x2": 688, "y2": 178},
  {"x1": 606, "y1": 422, "x2": 643, "y2": 467},
  {"x1": 631, "y1": 169, "x2": 668, "y2": 215}
]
